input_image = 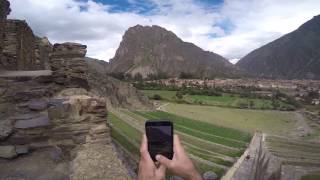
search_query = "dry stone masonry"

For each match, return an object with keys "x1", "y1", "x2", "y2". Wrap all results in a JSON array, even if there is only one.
[
  {"x1": 0, "y1": 13, "x2": 129, "y2": 178},
  {"x1": 0, "y1": 0, "x2": 50, "y2": 71}
]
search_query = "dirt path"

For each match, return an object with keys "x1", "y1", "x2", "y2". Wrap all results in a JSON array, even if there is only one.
[
  {"x1": 292, "y1": 111, "x2": 313, "y2": 137},
  {"x1": 156, "y1": 102, "x2": 170, "y2": 111}
]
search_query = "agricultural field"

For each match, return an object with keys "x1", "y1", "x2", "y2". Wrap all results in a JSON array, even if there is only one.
[
  {"x1": 265, "y1": 135, "x2": 320, "y2": 179},
  {"x1": 108, "y1": 109, "x2": 252, "y2": 177},
  {"x1": 142, "y1": 90, "x2": 295, "y2": 110},
  {"x1": 161, "y1": 103, "x2": 298, "y2": 136}
]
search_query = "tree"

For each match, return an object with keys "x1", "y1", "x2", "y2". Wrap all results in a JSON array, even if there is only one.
[
  {"x1": 152, "y1": 94, "x2": 162, "y2": 100},
  {"x1": 133, "y1": 73, "x2": 143, "y2": 81},
  {"x1": 176, "y1": 91, "x2": 183, "y2": 99}
]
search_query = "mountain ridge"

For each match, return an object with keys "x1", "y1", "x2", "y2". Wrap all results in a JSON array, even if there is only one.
[
  {"x1": 108, "y1": 24, "x2": 243, "y2": 79},
  {"x1": 236, "y1": 15, "x2": 320, "y2": 79}
]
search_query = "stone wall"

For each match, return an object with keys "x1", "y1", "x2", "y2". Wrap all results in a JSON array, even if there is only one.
[
  {"x1": 0, "y1": 2, "x2": 50, "y2": 71},
  {"x1": 230, "y1": 133, "x2": 282, "y2": 180},
  {"x1": 1, "y1": 20, "x2": 37, "y2": 70},
  {"x1": 0, "y1": 42, "x2": 129, "y2": 179},
  {"x1": 0, "y1": 0, "x2": 10, "y2": 65},
  {"x1": 50, "y1": 43, "x2": 89, "y2": 89}
]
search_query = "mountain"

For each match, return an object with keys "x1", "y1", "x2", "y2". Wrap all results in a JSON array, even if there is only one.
[
  {"x1": 108, "y1": 25, "x2": 242, "y2": 79},
  {"x1": 237, "y1": 15, "x2": 320, "y2": 79}
]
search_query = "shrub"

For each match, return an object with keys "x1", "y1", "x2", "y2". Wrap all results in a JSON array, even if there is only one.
[
  {"x1": 152, "y1": 94, "x2": 162, "y2": 100},
  {"x1": 176, "y1": 91, "x2": 183, "y2": 99},
  {"x1": 179, "y1": 72, "x2": 195, "y2": 79}
]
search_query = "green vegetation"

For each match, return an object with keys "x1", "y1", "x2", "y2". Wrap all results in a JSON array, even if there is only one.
[
  {"x1": 301, "y1": 174, "x2": 320, "y2": 180},
  {"x1": 162, "y1": 103, "x2": 297, "y2": 135},
  {"x1": 142, "y1": 90, "x2": 296, "y2": 110},
  {"x1": 135, "y1": 111, "x2": 251, "y2": 143},
  {"x1": 108, "y1": 109, "x2": 252, "y2": 177}
]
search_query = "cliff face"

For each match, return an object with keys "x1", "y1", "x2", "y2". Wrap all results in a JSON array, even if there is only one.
[
  {"x1": 237, "y1": 15, "x2": 320, "y2": 79},
  {"x1": 109, "y1": 25, "x2": 242, "y2": 79}
]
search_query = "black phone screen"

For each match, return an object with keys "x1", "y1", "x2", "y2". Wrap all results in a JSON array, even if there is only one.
[{"x1": 145, "y1": 121, "x2": 173, "y2": 161}]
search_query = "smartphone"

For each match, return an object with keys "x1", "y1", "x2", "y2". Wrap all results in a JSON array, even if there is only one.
[{"x1": 145, "y1": 120, "x2": 173, "y2": 161}]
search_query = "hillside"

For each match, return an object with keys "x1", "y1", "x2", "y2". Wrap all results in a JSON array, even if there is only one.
[
  {"x1": 86, "y1": 58, "x2": 152, "y2": 110},
  {"x1": 237, "y1": 15, "x2": 320, "y2": 79},
  {"x1": 108, "y1": 25, "x2": 242, "y2": 79}
]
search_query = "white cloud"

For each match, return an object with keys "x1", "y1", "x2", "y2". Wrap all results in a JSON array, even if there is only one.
[{"x1": 7, "y1": 0, "x2": 320, "y2": 62}]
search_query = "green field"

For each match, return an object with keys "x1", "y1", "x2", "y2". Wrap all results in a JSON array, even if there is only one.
[
  {"x1": 301, "y1": 174, "x2": 320, "y2": 180},
  {"x1": 161, "y1": 103, "x2": 297, "y2": 136},
  {"x1": 142, "y1": 90, "x2": 294, "y2": 110},
  {"x1": 108, "y1": 109, "x2": 252, "y2": 177}
]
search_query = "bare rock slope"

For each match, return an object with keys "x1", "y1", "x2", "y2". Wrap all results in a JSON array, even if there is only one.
[{"x1": 109, "y1": 25, "x2": 243, "y2": 79}]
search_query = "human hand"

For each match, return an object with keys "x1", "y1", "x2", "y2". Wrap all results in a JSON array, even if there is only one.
[
  {"x1": 156, "y1": 135, "x2": 202, "y2": 180},
  {"x1": 138, "y1": 134, "x2": 166, "y2": 180}
]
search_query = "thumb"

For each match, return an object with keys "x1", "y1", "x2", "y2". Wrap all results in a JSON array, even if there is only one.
[{"x1": 156, "y1": 154, "x2": 172, "y2": 168}]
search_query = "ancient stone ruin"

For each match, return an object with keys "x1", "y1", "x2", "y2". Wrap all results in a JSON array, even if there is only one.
[{"x1": 0, "y1": 0, "x2": 129, "y2": 179}]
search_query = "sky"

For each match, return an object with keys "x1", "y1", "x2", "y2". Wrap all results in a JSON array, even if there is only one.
[{"x1": 8, "y1": 0, "x2": 320, "y2": 63}]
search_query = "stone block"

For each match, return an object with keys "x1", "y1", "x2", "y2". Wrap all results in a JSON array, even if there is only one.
[
  {"x1": 28, "y1": 99, "x2": 48, "y2": 111},
  {"x1": 15, "y1": 145, "x2": 29, "y2": 155},
  {"x1": 52, "y1": 43, "x2": 87, "y2": 58},
  {"x1": 203, "y1": 171, "x2": 218, "y2": 180},
  {"x1": 90, "y1": 124, "x2": 108, "y2": 135},
  {"x1": 48, "y1": 101, "x2": 71, "y2": 121},
  {"x1": 14, "y1": 115, "x2": 50, "y2": 129},
  {"x1": 0, "y1": 145, "x2": 17, "y2": 159},
  {"x1": 0, "y1": 119, "x2": 12, "y2": 140}
]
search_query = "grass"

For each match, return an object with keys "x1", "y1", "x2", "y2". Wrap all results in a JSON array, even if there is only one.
[
  {"x1": 108, "y1": 109, "x2": 251, "y2": 177},
  {"x1": 142, "y1": 90, "x2": 294, "y2": 110},
  {"x1": 301, "y1": 173, "x2": 320, "y2": 180},
  {"x1": 111, "y1": 128, "x2": 140, "y2": 158},
  {"x1": 135, "y1": 111, "x2": 251, "y2": 142},
  {"x1": 142, "y1": 90, "x2": 177, "y2": 101},
  {"x1": 109, "y1": 112, "x2": 142, "y2": 145},
  {"x1": 162, "y1": 103, "x2": 297, "y2": 135},
  {"x1": 135, "y1": 111, "x2": 250, "y2": 148}
]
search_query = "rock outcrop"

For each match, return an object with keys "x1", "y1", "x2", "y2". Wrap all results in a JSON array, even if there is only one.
[
  {"x1": 108, "y1": 25, "x2": 243, "y2": 79},
  {"x1": 87, "y1": 58, "x2": 152, "y2": 110}
]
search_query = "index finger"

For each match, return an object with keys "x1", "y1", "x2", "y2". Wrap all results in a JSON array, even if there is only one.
[
  {"x1": 140, "y1": 134, "x2": 151, "y2": 160},
  {"x1": 173, "y1": 134, "x2": 184, "y2": 156}
]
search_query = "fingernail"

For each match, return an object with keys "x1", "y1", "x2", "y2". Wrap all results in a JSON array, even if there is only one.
[{"x1": 156, "y1": 155, "x2": 161, "y2": 160}]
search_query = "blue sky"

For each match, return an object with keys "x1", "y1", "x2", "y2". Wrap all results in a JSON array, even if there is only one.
[
  {"x1": 8, "y1": 0, "x2": 320, "y2": 63},
  {"x1": 95, "y1": 0, "x2": 224, "y2": 14}
]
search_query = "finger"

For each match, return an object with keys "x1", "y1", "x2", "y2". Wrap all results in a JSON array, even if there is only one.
[
  {"x1": 156, "y1": 154, "x2": 172, "y2": 168},
  {"x1": 156, "y1": 164, "x2": 166, "y2": 178},
  {"x1": 173, "y1": 134, "x2": 184, "y2": 155},
  {"x1": 140, "y1": 134, "x2": 150, "y2": 160}
]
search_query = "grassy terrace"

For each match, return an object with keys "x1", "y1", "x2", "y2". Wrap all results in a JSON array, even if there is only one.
[
  {"x1": 135, "y1": 111, "x2": 251, "y2": 148},
  {"x1": 265, "y1": 135, "x2": 320, "y2": 167},
  {"x1": 162, "y1": 103, "x2": 297, "y2": 135},
  {"x1": 142, "y1": 90, "x2": 294, "y2": 110},
  {"x1": 108, "y1": 109, "x2": 252, "y2": 177}
]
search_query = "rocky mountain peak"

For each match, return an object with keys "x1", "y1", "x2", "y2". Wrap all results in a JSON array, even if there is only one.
[{"x1": 109, "y1": 24, "x2": 242, "y2": 79}]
